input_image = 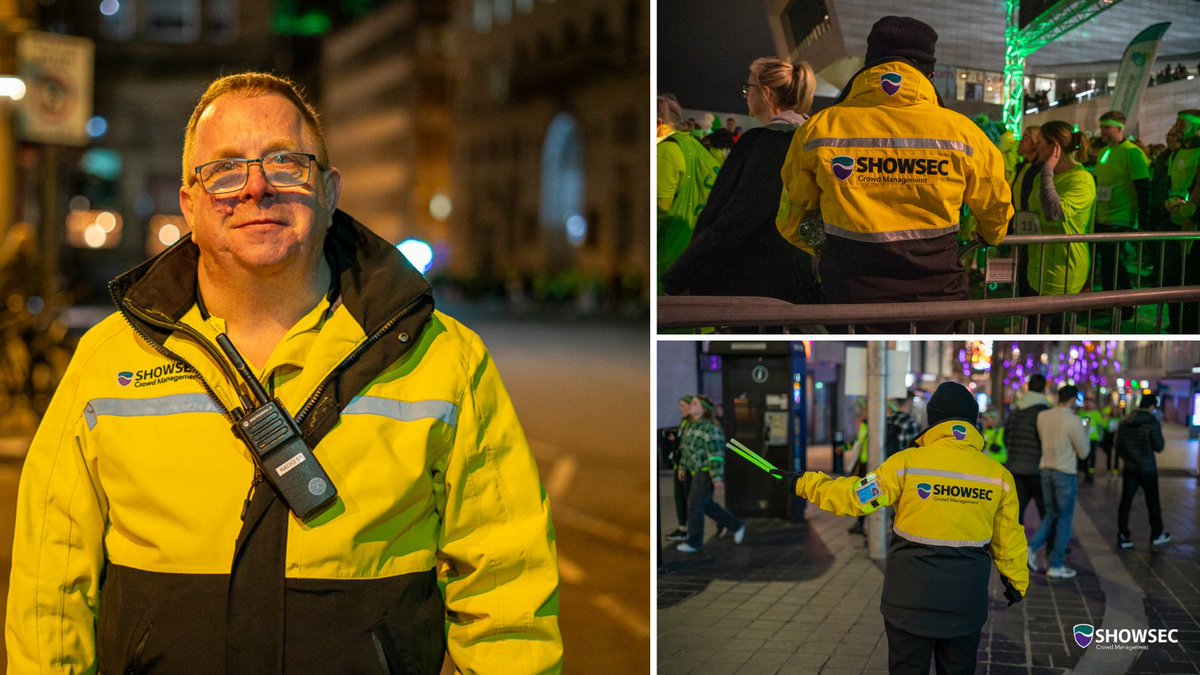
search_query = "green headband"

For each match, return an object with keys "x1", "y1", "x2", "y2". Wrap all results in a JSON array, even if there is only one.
[
  {"x1": 1100, "y1": 119, "x2": 1124, "y2": 130},
  {"x1": 698, "y1": 398, "x2": 715, "y2": 412},
  {"x1": 679, "y1": 395, "x2": 695, "y2": 404},
  {"x1": 1179, "y1": 113, "x2": 1200, "y2": 127}
]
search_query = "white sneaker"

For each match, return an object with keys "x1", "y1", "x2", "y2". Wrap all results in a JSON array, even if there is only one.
[
  {"x1": 676, "y1": 542, "x2": 700, "y2": 554},
  {"x1": 1047, "y1": 566, "x2": 1078, "y2": 579},
  {"x1": 1028, "y1": 549, "x2": 1038, "y2": 571},
  {"x1": 1152, "y1": 532, "x2": 1172, "y2": 546},
  {"x1": 733, "y1": 524, "x2": 747, "y2": 545}
]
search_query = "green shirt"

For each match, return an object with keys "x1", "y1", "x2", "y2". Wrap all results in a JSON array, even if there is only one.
[
  {"x1": 1079, "y1": 409, "x2": 1103, "y2": 442},
  {"x1": 1028, "y1": 164, "x2": 1096, "y2": 295},
  {"x1": 678, "y1": 418, "x2": 727, "y2": 480},
  {"x1": 1167, "y1": 145, "x2": 1200, "y2": 228},
  {"x1": 1095, "y1": 140, "x2": 1149, "y2": 227}
]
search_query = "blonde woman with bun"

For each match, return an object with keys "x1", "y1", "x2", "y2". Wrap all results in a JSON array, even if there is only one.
[{"x1": 663, "y1": 58, "x2": 819, "y2": 305}]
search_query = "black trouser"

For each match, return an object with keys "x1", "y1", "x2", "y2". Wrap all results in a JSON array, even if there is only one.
[
  {"x1": 1012, "y1": 472, "x2": 1045, "y2": 526},
  {"x1": 1102, "y1": 432, "x2": 1118, "y2": 471},
  {"x1": 885, "y1": 619, "x2": 981, "y2": 675},
  {"x1": 1118, "y1": 469, "x2": 1164, "y2": 539},
  {"x1": 1095, "y1": 222, "x2": 1135, "y2": 293},
  {"x1": 1163, "y1": 239, "x2": 1200, "y2": 333},
  {"x1": 673, "y1": 470, "x2": 692, "y2": 528},
  {"x1": 1079, "y1": 441, "x2": 1098, "y2": 477}
]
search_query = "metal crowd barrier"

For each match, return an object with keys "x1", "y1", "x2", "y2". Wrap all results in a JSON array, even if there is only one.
[
  {"x1": 971, "y1": 231, "x2": 1199, "y2": 333},
  {"x1": 660, "y1": 230, "x2": 1200, "y2": 333},
  {"x1": 658, "y1": 287, "x2": 1200, "y2": 333}
]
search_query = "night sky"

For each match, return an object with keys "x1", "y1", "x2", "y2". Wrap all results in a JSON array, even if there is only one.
[{"x1": 657, "y1": 0, "x2": 777, "y2": 115}]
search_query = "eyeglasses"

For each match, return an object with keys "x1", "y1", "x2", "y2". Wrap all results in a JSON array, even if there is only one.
[
  {"x1": 193, "y1": 152, "x2": 321, "y2": 195},
  {"x1": 741, "y1": 83, "x2": 760, "y2": 96}
]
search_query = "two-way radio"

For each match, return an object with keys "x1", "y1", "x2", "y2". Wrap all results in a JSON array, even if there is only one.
[{"x1": 216, "y1": 334, "x2": 338, "y2": 520}]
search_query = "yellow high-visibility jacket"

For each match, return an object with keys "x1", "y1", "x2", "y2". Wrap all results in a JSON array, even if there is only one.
[
  {"x1": 777, "y1": 62, "x2": 1013, "y2": 305},
  {"x1": 6, "y1": 211, "x2": 562, "y2": 673},
  {"x1": 795, "y1": 419, "x2": 1028, "y2": 638}
]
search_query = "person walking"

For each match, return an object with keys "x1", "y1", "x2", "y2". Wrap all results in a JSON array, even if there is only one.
[
  {"x1": 666, "y1": 395, "x2": 695, "y2": 542},
  {"x1": 775, "y1": 15, "x2": 1012, "y2": 333},
  {"x1": 1079, "y1": 396, "x2": 1104, "y2": 483},
  {"x1": 1116, "y1": 394, "x2": 1171, "y2": 549},
  {"x1": 847, "y1": 409, "x2": 870, "y2": 535},
  {"x1": 1027, "y1": 385, "x2": 1091, "y2": 579},
  {"x1": 1004, "y1": 374, "x2": 1052, "y2": 525},
  {"x1": 789, "y1": 381, "x2": 1028, "y2": 674},
  {"x1": 676, "y1": 397, "x2": 746, "y2": 554}
]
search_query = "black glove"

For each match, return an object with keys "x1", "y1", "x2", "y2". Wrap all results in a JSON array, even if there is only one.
[
  {"x1": 1002, "y1": 577, "x2": 1023, "y2": 607},
  {"x1": 767, "y1": 469, "x2": 802, "y2": 492}
]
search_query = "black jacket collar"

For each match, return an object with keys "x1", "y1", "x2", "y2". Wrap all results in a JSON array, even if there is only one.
[{"x1": 109, "y1": 209, "x2": 434, "y2": 343}]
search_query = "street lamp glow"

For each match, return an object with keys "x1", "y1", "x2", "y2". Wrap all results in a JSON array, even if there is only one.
[
  {"x1": 99, "y1": 0, "x2": 120, "y2": 16},
  {"x1": 429, "y1": 194, "x2": 452, "y2": 221},
  {"x1": 96, "y1": 211, "x2": 117, "y2": 233},
  {"x1": 158, "y1": 223, "x2": 181, "y2": 246},
  {"x1": 83, "y1": 224, "x2": 108, "y2": 248},
  {"x1": 565, "y1": 213, "x2": 587, "y2": 247},
  {"x1": 397, "y1": 239, "x2": 434, "y2": 274},
  {"x1": 0, "y1": 76, "x2": 26, "y2": 101}
]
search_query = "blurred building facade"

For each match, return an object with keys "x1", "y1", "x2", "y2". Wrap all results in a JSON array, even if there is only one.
[
  {"x1": 28, "y1": 0, "x2": 279, "y2": 302},
  {"x1": 319, "y1": 1, "x2": 452, "y2": 255},
  {"x1": 447, "y1": 0, "x2": 650, "y2": 305}
]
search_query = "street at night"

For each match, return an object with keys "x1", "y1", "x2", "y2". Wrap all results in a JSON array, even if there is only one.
[{"x1": 657, "y1": 340, "x2": 1200, "y2": 674}]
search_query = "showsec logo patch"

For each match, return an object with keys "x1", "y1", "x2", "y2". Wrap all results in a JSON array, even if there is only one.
[
  {"x1": 952, "y1": 424, "x2": 968, "y2": 441},
  {"x1": 880, "y1": 72, "x2": 903, "y2": 96},
  {"x1": 118, "y1": 363, "x2": 191, "y2": 388},
  {"x1": 1074, "y1": 624, "x2": 1094, "y2": 649},
  {"x1": 914, "y1": 482, "x2": 994, "y2": 504},
  {"x1": 831, "y1": 156, "x2": 855, "y2": 181}
]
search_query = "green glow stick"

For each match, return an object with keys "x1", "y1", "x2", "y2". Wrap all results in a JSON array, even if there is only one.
[{"x1": 726, "y1": 439, "x2": 784, "y2": 479}]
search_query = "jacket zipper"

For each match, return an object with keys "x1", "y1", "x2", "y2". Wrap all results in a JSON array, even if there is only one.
[
  {"x1": 109, "y1": 288, "x2": 235, "y2": 423},
  {"x1": 294, "y1": 293, "x2": 430, "y2": 426}
]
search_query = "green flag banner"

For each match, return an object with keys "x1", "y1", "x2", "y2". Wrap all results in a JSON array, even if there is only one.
[{"x1": 1111, "y1": 23, "x2": 1170, "y2": 134}]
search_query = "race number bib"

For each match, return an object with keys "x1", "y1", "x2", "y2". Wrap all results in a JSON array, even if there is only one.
[
  {"x1": 1014, "y1": 211, "x2": 1041, "y2": 235},
  {"x1": 1097, "y1": 185, "x2": 1112, "y2": 202}
]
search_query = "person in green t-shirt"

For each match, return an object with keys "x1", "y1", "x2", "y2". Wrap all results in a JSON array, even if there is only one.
[
  {"x1": 656, "y1": 94, "x2": 721, "y2": 293},
  {"x1": 1079, "y1": 396, "x2": 1104, "y2": 483},
  {"x1": 1027, "y1": 120, "x2": 1096, "y2": 331},
  {"x1": 1094, "y1": 111, "x2": 1151, "y2": 308},
  {"x1": 1162, "y1": 109, "x2": 1200, "y2": 332}
]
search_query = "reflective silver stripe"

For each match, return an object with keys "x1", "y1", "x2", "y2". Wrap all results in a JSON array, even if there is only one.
[
  {"x1": 803, "y1": 137, "x2": 975, "y2": 155},
  {"x1": 893, "y1": 525, "x2": 991, "y2": 548},
  {"x1": 85, "y1": 394, "x2": 222, "y2": 430},
  {"x1": 897, "y1": 467, "x2": 1010, "y2": 492},
  {"x1": 824, "y1": 221, "x2": 960, "y2": 243},
  {"x1": 343, "y1": 396, "x2": 458, "y2": 427}
]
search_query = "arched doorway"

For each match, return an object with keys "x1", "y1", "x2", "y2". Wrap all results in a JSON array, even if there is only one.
[{"x1": 539, "y1": 112, "x2": 585, "y2": 270}]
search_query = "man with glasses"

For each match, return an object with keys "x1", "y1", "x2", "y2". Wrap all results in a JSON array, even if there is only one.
[{"x1": 7, "y1": 73, "x2": 562, "y2": 673}]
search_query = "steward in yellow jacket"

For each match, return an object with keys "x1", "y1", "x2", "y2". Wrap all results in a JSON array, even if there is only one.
[
  {"x1": 776, "y1": 16, "x2": 1012, "y2": 332},
  {"x1": 793, "y1": 381, "x2": 1027, "y2": 671},
  {"x1": 6, "y1": 209, "x2": 562, "y2": 672}
]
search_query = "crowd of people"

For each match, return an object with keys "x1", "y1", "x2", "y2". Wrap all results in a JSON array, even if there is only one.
[
  {"x1": 657, "y1": 14, "x2": 1200, "y2": 333},
  {"x1": 989, "y1": 373, "x2": 1171, "y2": 579}
]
